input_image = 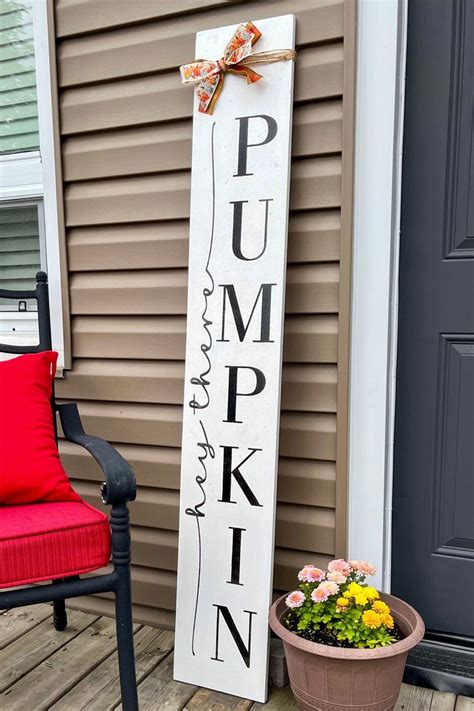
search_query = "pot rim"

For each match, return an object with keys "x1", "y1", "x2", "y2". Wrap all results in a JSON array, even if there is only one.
[{"x1": 269, "y1": 592, "x2": 425, "y2": 660}]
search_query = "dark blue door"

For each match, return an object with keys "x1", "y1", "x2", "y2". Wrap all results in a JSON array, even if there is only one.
[{"x1": 392, "y1": 0, "x2": 474, "y2": 639}]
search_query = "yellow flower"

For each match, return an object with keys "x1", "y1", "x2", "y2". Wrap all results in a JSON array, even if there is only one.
[
  {"x1": 362, "y1": 610, "x2": 382, "y2": 629},
  {"x1": 372, "y1": 600, "x2": 390, "y2": 614},
  {"x1": 381, "y1": 613, "x2": 394, "y2": 629},
  {"x1": 355, "y1": 592, "x2": 369, "y2": 606},
  {"x1": 347, "y1": 582, "x2": 363, "y2": 597},
  {"x1": 343, "y1": 590, "x2": 352, "y2": 599},
  {"x1": 336, "y1": 597, "x2": 349, "y2": 608},
  {"x1": 365, "y1": 587, "x2": 380, "y2": 601}
]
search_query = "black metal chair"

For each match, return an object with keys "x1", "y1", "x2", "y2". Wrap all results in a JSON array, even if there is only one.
[{"x1": 0, "y1": 271, "x2": 139, "y2": 710}]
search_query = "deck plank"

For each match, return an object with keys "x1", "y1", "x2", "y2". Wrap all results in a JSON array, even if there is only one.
[
  {"x1": 117, "y1": 651, "x2": 197, "y2": 711},
  {"x1": 52, "y1": 626, "x2": 173, "y2": 711},
  {"x1": 252, "y1": 686, "x2": 299, "y2": 710},
  {"x1": 0, "y1": 606, "x2": 469, "y2": 710},
  {"x1": 395, "y1": 683, "x2": 433, "y2": 710},
  {"x1": 0, "y1": 605, "x2": 52, "y2": 650},
  {"x1": 0, "y1": 616, "x2": 128, "y2": 710},
  {"x1": 184, "y1": 688, "x2": 253, "y2": 710},
  {"x1": 431, "y1": 690, "x2": 457, "y2": 710},
  {"x1": 0, "y1": 609, "x2": 98, "y2": 693}
]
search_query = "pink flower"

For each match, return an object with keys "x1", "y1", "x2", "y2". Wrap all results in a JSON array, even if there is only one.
[
  {"x1": 319, "y1": 580, "x2": 339, "y2": 596},
  {"x1": 311, "y1": 587, "x2": 330, "y2": 603},
  {"x1": 285, "y1": 590, "x2": 305, "y2": 609},
  {"x1": 298, "y1": 565, "x2": 325, "y2": 583},
  {"x1": 356, "y1": 561, "x2": 376, "y2": 577},
  {"x1": 306, "y1": 567, "x2": 325, "y2": 583},
  {"x1": 349, "y1": 560, "x2": 376, "y2": 577},
  {"x1": 297, "y1": 565, "x2": 312, "y2": 581},
  {"x1": 312, "y1": 580, "x2": 339, "y2": 603},
  {"x1": 328, "y1": 559, "x2": 351, "y2": 577},
  {"x1": 327, "y1": 570, "x2": 347, "y2": 585}
]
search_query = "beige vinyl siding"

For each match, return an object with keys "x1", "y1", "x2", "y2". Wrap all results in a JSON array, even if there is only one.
[{"x1": 53, "y1": 0, "x2": 355, "y2": 628}]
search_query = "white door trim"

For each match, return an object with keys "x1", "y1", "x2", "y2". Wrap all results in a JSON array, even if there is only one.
[{"x1": 347, "y1": 0, "x2": 408, "y2": 591}]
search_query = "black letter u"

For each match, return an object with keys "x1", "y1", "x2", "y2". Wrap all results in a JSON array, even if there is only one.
[{"x1": 231, "y1": 199, "x2": 273, "y2": 261}]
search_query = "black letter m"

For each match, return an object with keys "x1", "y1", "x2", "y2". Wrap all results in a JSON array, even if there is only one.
[{"x1": 218, "y1": 283, "x2": 275, "y2": 343}]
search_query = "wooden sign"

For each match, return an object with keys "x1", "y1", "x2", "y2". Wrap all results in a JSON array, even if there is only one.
[{"x1": 174, "y1": 15, "x2": 295, "y2": 703}]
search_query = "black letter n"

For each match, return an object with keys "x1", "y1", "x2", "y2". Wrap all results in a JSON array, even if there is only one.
[{"x1": 211, "y1": 605, "x2": 256, "y2": 668}]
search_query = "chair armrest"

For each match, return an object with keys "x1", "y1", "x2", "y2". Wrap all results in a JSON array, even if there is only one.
[{"x1": 57, "y1": 402, "x2": 136, "y2": 505}]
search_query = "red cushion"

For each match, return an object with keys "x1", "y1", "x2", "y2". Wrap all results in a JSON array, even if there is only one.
[
  {"x1": 0, "y1": 501, "x2": 111, "y2": 589},
  {"x1": 0, "y1": 351, "x2": 80, "y2": 504}
]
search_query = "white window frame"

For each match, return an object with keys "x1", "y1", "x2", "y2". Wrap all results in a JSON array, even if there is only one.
[
  {"x1": 347, "y1": 0, "x2": 408, "y2": 591},
  {"x1": 0, "y1": 0, "x2": 66, "y2": 369}
]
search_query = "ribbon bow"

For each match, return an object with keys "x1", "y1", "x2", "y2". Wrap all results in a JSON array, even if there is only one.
[{"x1": 180, "y1": 21, "x2": 296, "y2": 115}]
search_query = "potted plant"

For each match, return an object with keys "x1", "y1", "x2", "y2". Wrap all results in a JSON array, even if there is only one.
[{"x1": 269, "y1": 559, "x2": 424, "y2": 710}]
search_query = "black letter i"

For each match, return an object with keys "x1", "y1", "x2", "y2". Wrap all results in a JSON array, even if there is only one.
[{"x1": 228, "y1": 527, "x2": 246, "y2": 586}]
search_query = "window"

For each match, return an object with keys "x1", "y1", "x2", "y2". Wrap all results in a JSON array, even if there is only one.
[
  {"x1": 0, "y1": 201, "x2": 45, "y2": 304},
  {"x1": 0, "y1": 0, "x2": 67, "y2": 367},
  {"x1": 0, "y1": 0, "x2": 39, "y2": 152}
]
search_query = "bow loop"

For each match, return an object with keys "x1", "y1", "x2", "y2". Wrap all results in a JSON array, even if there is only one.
[
  {"x1": 224, "y1": 38, "x2": 253, "y2": 66},
  {"x1": 179, "y1": 60, "x2": 221, "y2": 85}
]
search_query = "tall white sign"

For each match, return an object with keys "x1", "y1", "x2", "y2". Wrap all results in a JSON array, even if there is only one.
[{"x1": 174, "y1": 15, "x2": 295, "y2": 703}]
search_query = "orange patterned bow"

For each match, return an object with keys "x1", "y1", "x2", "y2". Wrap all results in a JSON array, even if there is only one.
[{"x1": 180, "y1": 21, "x2": 296, "y2": 115}]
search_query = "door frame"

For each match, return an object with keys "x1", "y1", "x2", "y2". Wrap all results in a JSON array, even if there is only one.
[{"x1": 347, "y1": 0, "x2": 408, "y2": 591}]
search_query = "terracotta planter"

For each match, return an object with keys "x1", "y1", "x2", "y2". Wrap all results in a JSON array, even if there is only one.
[{"x1": 269, "y1": 592, "x2": 424, "y2": 711}]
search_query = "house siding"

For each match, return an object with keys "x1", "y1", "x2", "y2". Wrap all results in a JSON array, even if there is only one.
[{"x1": 53, "y1": 0, "x2": 355, "y2": 628}]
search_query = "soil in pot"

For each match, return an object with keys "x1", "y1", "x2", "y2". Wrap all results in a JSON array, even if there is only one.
[{"x1": 284, "y1": 613, "x2": 405, "y2": 648}]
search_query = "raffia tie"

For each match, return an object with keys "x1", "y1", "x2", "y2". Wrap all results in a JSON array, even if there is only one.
[{"x1": 179, "y1": 21, "x2": 296, "y2": 115}]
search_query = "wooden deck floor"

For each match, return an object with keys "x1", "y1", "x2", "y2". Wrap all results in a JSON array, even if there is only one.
[{"x1": 0, "y1": 606, "x2": 472, "y2": 710}]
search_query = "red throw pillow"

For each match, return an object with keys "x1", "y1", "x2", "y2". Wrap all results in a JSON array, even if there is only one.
[{"x1": 0, "y1": 351, "x2": 80, "y2": 505}]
